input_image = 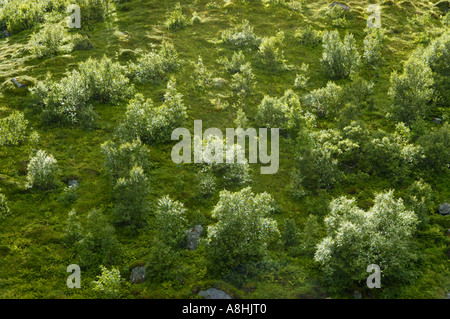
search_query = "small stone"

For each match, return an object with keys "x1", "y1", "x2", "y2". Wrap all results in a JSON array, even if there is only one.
[
  {"x1": 330, "y1": 2, "x2": 351, "y2": 11},
  {"x1": 68, "y1": 179, "x2": 79, "y2": 188},
  {"x1": 353, "y1": 290, "x2": 362, "y2": 299},
  {"x1": 198, "y1": 288, "x2": 232, "y2": 299},
  {"x1": 432, "y1": 118, "x2": 442, "y2": 124},
  {"x1": 11, "y1": 78, "x2": 27, "y2": 89},
  {"x1": 130, "y1": 266, "x2": 146, "y2": 284},
  {"x1": 186, "y1": 225, "x2": 203, "y2": 251},
  {"x1": 438, "y1": 203, "x2": 450, "y2": 216}
]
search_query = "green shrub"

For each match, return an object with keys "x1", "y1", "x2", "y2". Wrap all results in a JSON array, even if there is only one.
[
  {"x1": 75, "y1": 208, "x2": 121, "y2": 268},
  {"x1": 207, "y1": 187, "x2": 279, "y2": 275},
  {"x1": 294, "y1": 63, "x2": 309, "y2": 89},
  {"x1": 31, "y1": 56, "x2": 131, "y2": 126},
  {"x1": 417, "y1": 123, "x2": 450, "y2": 172},
  {"x1": 28, "y1": 23, "x2": 72, "y2": 57},
  {"x1": 218, "y1": 51, "x2": 247, "y2": 74},
  {"x1": 231, "y1": 62, "x2": 256, "y2": 97},
  {"x1": 363, "y1": 28, "x2": 385, "y2": 66},
  {"x1": 128, "y1": 40, "x2": 179, "y2": 83},
  {"x1": 75, "y1": 0, "x2": 113, "y2": 27},
  {"x1": 196, "y1": 166, "x2": 217, "y2": 198},
  {"x1": 191, "y1": 56, "x2": 212, "y2": 89},
  {"x1": 101, "y1": 139, "x2": 150, "y2": 181},
  {"x1": 117, "y1": 79, "x2": 187, "y2": 144},
  {"x1": 93, "y1": 265, "x2": 123, "y2": 298},
  {"x1": 258, "y1": 31, "x2": 287, "y2": 71},
  {"x1": 315, "y1": 191, "x2": 419, "y2": 290},
  {"x1": 0, "y1": 0, "x2": 46, "y2": 33},
  {"x1": 221, "y1": 20, "x2": 261, "y2": 48},
  {"x1": 321, "y1": 30, "x2": 360, "y2": 79},
  {"x1": 326, "y1": 4, "x2": 348, "y2": 28},
  {"x1": 0, "y1": 192, "x2": 11, "y2": 219},
  {"x1": 295, "y1": 25, "x2": 322, "y2": 45},
  {"x1": 388, "y1": 48, "x2": 434, "y2": 124},
  {"x1": 63, "y1": 209, "x2": 82, "y2": 246},
  {"x1": 113, "y1": 165, "x2": 150, "y2": 227},
  {"x1": 154, "y1": 196, "x2": 187, "y2": 249},
  {"x1": 0, "y1": 111, "x2": 28, "y2": 146},
  {"x1": 165, "y1": 3, "x2": 189, "y2": 31},
  {"x1": 309, "y1": 81, "x2": 344, "y2": 117},
  {"x1": 26, "y1": 150, "x2": 59, "y2": 190}
]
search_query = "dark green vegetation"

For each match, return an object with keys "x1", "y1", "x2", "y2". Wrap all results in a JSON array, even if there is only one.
[{"x1": 0, "y1": 0, "x2": 449, "y2": 299}]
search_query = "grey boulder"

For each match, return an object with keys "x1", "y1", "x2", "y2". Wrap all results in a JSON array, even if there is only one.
[{"x1": 198, "y1": 288, "x2": 232, "y2": 299}]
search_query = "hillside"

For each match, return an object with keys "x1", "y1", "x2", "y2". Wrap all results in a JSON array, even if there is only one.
[{"x1": 0, "y1": 0, "x2": 449, "y2": 299}]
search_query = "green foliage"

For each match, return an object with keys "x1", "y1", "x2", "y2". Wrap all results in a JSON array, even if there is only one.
[
  {"x1": 196, "y1": 166, "x2": 217, "y2": 198},
  {"x1": 417, "y1": 123, "x2": 450, "y2": 172},
  {"x1": 221, "y1": 20, "x2": 261, "y2": 48},
  {"x1": 113, "y1": 165, "x2": 150, "y2": 227},
  {"x1": 101, "y1": 139, "x2": 150, "y2": 181},
  {"x1": 230, "y1": 62, "x2": 256, "y2": 97},
  {"x1": 207, "y1": 187, "x2": 279, "y2": 275},
  {"x1": 282, "y1": 218, "x2": 300, "y2": 248},
  {"x1": 256, "y1": 89, "x2": 310, "y2": 130},
  {"x1": 315, "y1": 191, "x2": 419, "y2": 290},
  {"x1": 128, "y1": 40, "x2": 179, "y2": 83},
  {"x1": 321, "y1": 30, "x2": 360, "y2": 79},
  {"x1": 28, "y1": 23, "x2": 72, "y2": 58},
  {"x1": 117, "y1": 79, "x2": 187, "y2": 144},
  {"x1": 235, "y1": 108, "x2": 249, "y2": 128},
  {"x1": 30, "y1": 56, "x2": 131, "y2": 126},
  {"x1": 0, "y1": 192, "x2": 11, "y2": 219},
  {"x1": 165, "y1": 3, "x2": 190, "y2": 31},
  {"x1": 75, "y1": 209, "x2": 121, "y2": 268},
  {"x1": 0, "y1": 0, "x2": 47, "y2": 33},
  {"x1": 0, "y1": 111, "x2": 28, "y2": 146},
  {"x1": 63, "y1": 209, "x2": 82, "y2": 247},
  {"x1": 388, "y1": 48, "x2": 434, "y2": 124},
  {"x1": 298, "y1": 214, "x2": 322, "y2": 257},
  {"x1": 145, "y1": 239, "x2": 179, "y2": 282},
  {"x1": 75, "y1": 0, "x2": 113, "y2": 27},
  {"x1": 26, "y1": 150, "x2": 59, "y2": 190},
  {"x1": 258, "y1": 31, "x2": 287, "y2": 71},
  {"x1": 294, "y1": 63, "x2": 309, "y2": 89},
  {"x1": 363, "y1": 28, "x2": 385, "y2": 66},
  {"x1": 326, "y1": 4, "x2": 347, "y2": 28},
  {"x1": 218, "y1": 51, "x2": 247, "y2": 74},
  {"x1": 403, "y1": 179, "x2": 434, "y2": 227},
  {"x1": 93, "y1": 265, "x2": 122, "y2": 298},
  {"x1": 154, "y1": 196, "x2": 187, "y2": 249},
  {"x1": 191, "y1": 56, "x2": 212, "y2": 89},
  {"x1": 309, "y1": 81, "x2": 344, "y2": 117},
  {"x1": 294, "y1": 26, "x2": 322, "y2": 45}
]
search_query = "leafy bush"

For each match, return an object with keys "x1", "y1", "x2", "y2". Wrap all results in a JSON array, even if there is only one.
[
  {"x1": 256, "y1": 89, "x2": 307, "y2": 130},
  {"x1": 93, "y1": 265, "x2": 123, "y2": 298},
  {"x1": 0, "y1": 0, "x2": 46, "y2": 33},
  {"x1": 388, "y1": 48, "x2": 434, "y2": 124},
  {"x1": 403, "y1": 179, "x2": 434, "y2": 227},
  {"x1": 154, "y1": 196, "x2": 187, "y2": 249},
  {"x1": 295, "y1": 26, "x2": 322, "y2": 45},
  {"x1": 326, "y1": 4, "x2": 347, "y2": 28},
  {"x1": 309, "y1": 81, "x2": 344, "y2": 117},
  {"x1": 221, "y1": 20, "x2": 261, "y2": 48},
  {"x1": 321, "y1": 30, "x2": 360, "y2": 79},
  {"x1": 191, "y1": 56, "x2": 212, "y2": 89},
  {"x1": 117, "y1": 79, "x2": 187, "y2": 144},
  {"x1": 26, "y1": 150, "x2": 59, "y2": 190},
  {"x1": 31, "y1": 56, "x2": 131, "y2": 126},
  {"x1": 128, "y1": 40, "x2": 179, "y2": 83},
  {"x1": 0, "y1": 111, "x2": 28, "y2": 146},
  {"x1": 363, "y1": 28, "x2": 385, "y2": 66},
  {"x1": 0, "y1": 192, "x2": 11, "y2": 219},
  {"x1": 101, "y1": 139, "x2": 150, "y2": 181},
  {"x1": 207, "y1": 187, "x2": 279, "y2": 275},
  {"x1": 196, "y1": 166, "x2": 217, "y2": 198},
  {"x1": 113, "y1": 165, "x2": 150, "y2": 227},
  {"x1": 63, "y1": 209, "x2": 82, "y2": 246},
  {"x1": 258, "y1": 31, "x2": 287, "y2": 71},
  {"x1": 28, "y1": 23, "x2": 72, "y2": 57},
  {"x1": 315, "y1": 191, "x2": 419, "y2": 290},
  {"x1": 75, "y1": 208, "x2": 121, "y2": 268},
  {"x1": 165, "y1": 3, "x2": 190, "y2": 31},
  {"x1": 231, "y1": 62, "x2": 256, "y2": 97},
  {"x1": 75, "y1": 0, "x2": 113, "y2": 27},
  {"x1": 218, "y1": 51, "x2": 247, "y2": 74},
  {"x1": 294, "y1": 63, "x2": 309, "y2": 89},
  {"x1": 417, "y1": 123, "x2": 450, "y2": 172}
]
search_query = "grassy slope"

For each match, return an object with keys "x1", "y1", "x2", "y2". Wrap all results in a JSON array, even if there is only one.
[{"x1": 0, "y1": 0, "x2": 449, "y2": 298}]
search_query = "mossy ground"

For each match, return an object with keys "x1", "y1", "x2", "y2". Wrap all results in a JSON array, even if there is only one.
[{"x1": 0, "y1": 0, "x2": 449, "y2": 298}]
